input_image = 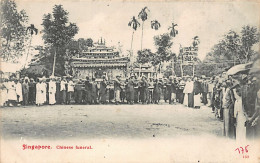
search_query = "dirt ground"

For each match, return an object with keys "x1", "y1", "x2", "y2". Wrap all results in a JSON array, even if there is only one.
[
  {"x1": 2, "y1": 104, "x2": 260, "y2": 163},
  {"x1": 1, "y1": 103, "x2": 222, "y2": 139}
]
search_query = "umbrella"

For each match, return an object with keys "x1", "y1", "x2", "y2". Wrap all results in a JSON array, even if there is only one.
[
  {"x1": 249, "y1": 59, "x2": 260, "y2": 74},
  {"x1": 227, "y1": 62, "x2": 253, "y2": 75}
]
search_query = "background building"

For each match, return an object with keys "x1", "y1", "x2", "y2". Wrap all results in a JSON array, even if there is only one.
[{"x1": 70, "y1": 39, "x2": 129, "y2": 80}]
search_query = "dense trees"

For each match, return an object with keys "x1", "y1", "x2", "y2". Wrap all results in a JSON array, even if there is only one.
[
  {"x1": 41, "y1": 4, "x2": 79, "y2": 75},
  {"x1": 196, "y1": 25, "x2": 259, "y2": 77},
  {"x1": 0, "y1": 0, "x2": 29, "y2": 62}
]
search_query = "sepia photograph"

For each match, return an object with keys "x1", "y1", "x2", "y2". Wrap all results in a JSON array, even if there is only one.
[{"x1": 0, "y1": 0, "x2": 260, "y2": 162}]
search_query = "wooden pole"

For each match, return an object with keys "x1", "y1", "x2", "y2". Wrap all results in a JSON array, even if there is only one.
[
  {"x1": 180, "y1": 63, "x2": 183, "y2": 77},
  {"x1": 192, "y1": 63, "x2": 195, "y2": 77},
  {"x1": 52, "y1": 47, "x2": 57, "y2": 76}
]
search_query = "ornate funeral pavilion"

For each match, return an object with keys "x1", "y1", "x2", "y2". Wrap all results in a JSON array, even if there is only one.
[{"x1": 70, "y1": 40, "x2": 129, "y2": 80}]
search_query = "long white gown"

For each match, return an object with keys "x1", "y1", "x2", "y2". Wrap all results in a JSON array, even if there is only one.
[
  {"x1": 42, "y1": 82, "x2": 47, "y2": 103},
  {"x1": 7, "y1": 81, "x2": 17, "y2": 101},
  {"x1": 234, "y1": 89, "x2": 247, "y2": 141},
  {"x1": 16, "y1": 82, "x2": 23, "y2": 102},
  {"x1": 48, "y1": 81, "x2": 56, "y2": 104},
  {"x1": 0, "y1": 82, "x2": 8, "y2": 106},
  {"x1": 183, "y1": 81, "x2": 193, "y2": 106},
  {"x1": 194, "y1": 94, "x2": 202, "y2": 106},
  {"x1": 36, "y1": 83, "x2": 44, "y2": 105}
]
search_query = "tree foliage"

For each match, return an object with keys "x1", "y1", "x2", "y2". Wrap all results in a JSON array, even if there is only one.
[
  {"x1": 154, "y1": 33, "x2": 174, "y2": 63},
  {"x1": 0, "y1": 0, "x2": 29, "y2": 61},
  {"x1": 42, "y1": 5, "x2": 79, "y2": 49},
  {"x1": 217, "y1": 26, "x2": 259, "y2": 63},
  {"x1": 196, "y1": 25, "x2": 259, "y2": 77},
  {"x1": 128, "y1": 16, "x2": 140, "y2": 31},
  {"x1": 151, "y1": 20, "x2": 161, "y2": 30},
  {"x1": 136, "y1": 33, "x2": 174, "y2": 67},
  {"x1": 41, "y1": 5, "x2": 79, "y2": 75},
  {"x1": 138, "y1": 7, "x2": 149, "y2": 22},
  {"x1": 137, "y1": 49, "x2": 154, "y2": 64}
]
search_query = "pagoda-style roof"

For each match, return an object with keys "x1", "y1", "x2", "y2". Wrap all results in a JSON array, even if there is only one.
[
  {"x1": 71, "y1": 56, "x2": 129, "y2": 62},
  {"x1": 71, "y1": 56, "x2": 129, "y2": 68},
  {"x1": 71, "y1": 63, "x2": 127, "y2": 68}
]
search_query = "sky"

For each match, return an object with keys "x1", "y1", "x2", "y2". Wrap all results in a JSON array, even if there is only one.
[{"x1": 16, "y1": 0, "x2": 260, "y2": 61}]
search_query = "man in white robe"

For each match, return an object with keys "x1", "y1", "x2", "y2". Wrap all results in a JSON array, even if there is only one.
[
  {"x1": 183, "y1": 77, "x2": 194, "y2": 107},
  {"x1": 36, "y1": 78, "x2": 45, "y2": 106},
  {"x1": 49, "y1": 78, "x2": 56, "y2": 105},
  {"x1": 15, "y1": 79, "x2": 23, "y2": 106}
]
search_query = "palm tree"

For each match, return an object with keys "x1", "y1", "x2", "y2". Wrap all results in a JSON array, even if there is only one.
[
  {"x1": 168, "y1": 22, "x2": 178, "y2": 37},
  {"x1": 151, "y1": 20, "x2": 161, "y2": 30},
  {"x1": 138, "y1": 7, "x2": 150, "y2": 51},
  {"x1": 24, "y1": 24, "x2": 38, "y2": 68},
  {"x1": 128, "y1": 16, "x2": 140, "y2": 52},
  {"x1": 192, "y1": 36, "x2": 200, "y2": 47}
]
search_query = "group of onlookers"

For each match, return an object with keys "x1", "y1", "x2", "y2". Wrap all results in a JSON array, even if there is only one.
[
  {"x1": 1, "y1": 68, "x2": 259, "y2": 140},
  {"x1": 210, "y1": 72, "x2": 260, "y2": 141}
]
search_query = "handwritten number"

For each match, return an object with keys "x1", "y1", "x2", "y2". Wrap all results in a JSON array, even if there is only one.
[
  {"x1": 235, "y1": 148, "x2": 240, "y2": 154},
  {"x1": 240, "y1": 147, "x2": 244, "y2": 154},
  {"x1": 245, "y1": 145, "x2": 249, "y2": 153},
  {"x1": 235, "y1": 145, "x2": 249, "y2": 154}
]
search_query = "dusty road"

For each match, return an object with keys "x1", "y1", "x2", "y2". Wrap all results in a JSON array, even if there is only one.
[{"x1": 1, "y1": 103, "x2": 223, "y2": 139}]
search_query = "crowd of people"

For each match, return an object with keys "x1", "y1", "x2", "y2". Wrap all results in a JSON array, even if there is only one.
[
  {"x1": 0, "y1": 74, "x2": 208, "y2": 107},
  {"x1": 0, "y1": 69, "x2": 259, "y2": 140}
]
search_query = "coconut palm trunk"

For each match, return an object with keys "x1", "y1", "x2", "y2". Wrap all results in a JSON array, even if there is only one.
[
  {"x1": 141, "y1": 21, "x2": 144, "y2": 51},
  {"x1": 139, "y1": 64, "x2": 142, "y2": 77},
  {"x1": 131, "y1": 30, "x2": 134, "y2": 51},
  {"x1": 24, "y1": 36, "x2": 32, "y2": 69}
]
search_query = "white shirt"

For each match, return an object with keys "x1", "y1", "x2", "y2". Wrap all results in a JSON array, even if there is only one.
[
  {"x1": 67, "y1": 81, "x2": 74, "y2": 92},
  {"x1": 60, "y1": 80, "x2": 66, "y2": 91},
  {"x1": 183, "y1": 81, "x2": 194, "y2": 94}
]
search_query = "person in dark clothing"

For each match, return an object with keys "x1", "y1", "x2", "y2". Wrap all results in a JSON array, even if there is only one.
[
  {"x1": 55, "y1": 78, "x2": 61, "y2": 104},
  {"x1": 241, "y1": 77, "x2": 259, "y2": 139},
  {"x1": 22, "y1": 78, "x2": 29, "y2": 106},
  {"x1": 134, "y1": 76, "x2": 139, "y2": 103},
  {"x1": 166, "y1": 78, "x2": 172, "y2": 104},
  {"x1": 91, "y1": 78, "x2": 98, "y2": 104},
  {"x1": 193, "y1": 77, "x2": 203, "y2": 109},
  {"x1": 75, "y1": 79, "x2": 84, "y2": 104},
  {"x1": 163, "y1": 78, "x2": 169, "y2": 103},
  {"x1": 127, "y1": 75, "x2": 135, "y2": 104},
  {"x1": 99, "y1": 76, "x2": 107, "y2": 104},
  {"x1": 201, "y1": 78, "x2": 208, "y2": 105},
  {"x1": 140, "y1": 76, "x2": 148, "y2": 104},
  {"x1": 178, "y1": 79, "x2": 185, "y2": 104},
  {"x1": 153, "y1": 79, "x2": 161, "y2": 104},
  {"x1": 28, "y1": 78, "x2": 36, "y2": 105},
  {"x1": 169, "y1": 78, "x2": 178, "y2": 104},
  {"x1": 84, "y1": 77, "x2": 92, "y2": 104}
]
